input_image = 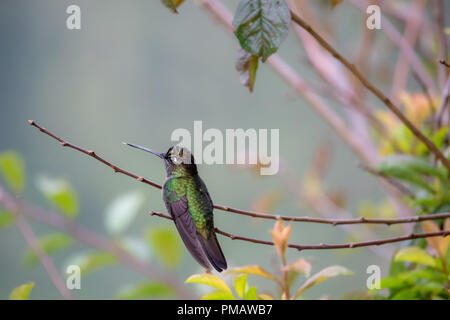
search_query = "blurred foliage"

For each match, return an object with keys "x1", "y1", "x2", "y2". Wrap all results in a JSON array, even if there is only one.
[
  {"x1": 118, "y1": 281, "x2": 174, "y2": 300},
  {"x1": 145, "y1": 226, "x2": 182, "y2": 268},
  {"x1": 0, "y1": 151, "x2": 25, "y2": 194},
  {"x1": 186, "y1": 219, "x2": 352, "y2": 300},
  {"x1": 35, "y1": 175, "x2": 79, "y2": 219},
  {"x1": 23, "y1": 233, "x2": 74, "y2": 266},
  {"x1": 1, "y1": 0, "x2": 450, "y2": 300},
  {"x1": 9, "y1": 282, "x2": 34, "y2": 300},
  {"x1": 368, "y1": 91, "x2": 450, "y2": 299},
  {"x1": 104, "y1": 191, "x2": 145, "y2": 235}
]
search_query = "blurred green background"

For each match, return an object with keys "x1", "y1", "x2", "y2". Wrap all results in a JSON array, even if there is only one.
[{"x1": 0, "y1": 0, "x2": 397, "y2": 299}]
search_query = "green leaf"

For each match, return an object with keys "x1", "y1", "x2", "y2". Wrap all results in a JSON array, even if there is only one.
[
  {"x1": 227, "y1": 265, "x2": 278, "y2": 282},
  {"x1": 65, "y1": 251, "x2": 117, "y2": 275},
  {"x1": 201, "y1": 290, "x2": 236, "y2": 300},
  {"x1": 0, "y1": 151, "x2": 25, "y2": 194},
  {"x1": 233, "y1": 0, "x2": 291, "y2": 61},
  {"x1": 245, "y1": 286, "x2": 258, "y2": 300},
  {"x1": 185, "y1": 274, "x2": 232, "y2": 294},
  {"x1": 0, "y1": 211, "x2": 14, "y2": 229},
  {"x1": 161, "y1": 0, "x2": 185, "y2": 13},
  {"x1": 9, "y1": 282, "x2": 34, "y2": 300},
  {"x1": 233, "y1": 274, "x2": 249, "y2": 299},
  {"x1": 394, "y1": 246, "x2": 436, "y2": 267},
  {"x1": 24, "y1": 233, "x2": 74, "y2": 266},
  {"x1": 104, "y1": 191, "x2": 145, "y2": 235},
  {"x1": 35, "y1": 175, "x2": 79, "y2": 218},
  {"x1": 295, "y1": 265, "x2": 353, "y2": 298},
  {"x1": 145, "y1": 227, "x2": 182, "y2": 268},
  {"x1": 236, "y1": 48, "x2": 259, "y2": 92},
  {"x1": 118, "y1": 282, "x2": 174, "y2": 299},
  {"x1": 375, "y1": 155, "x2": 444, "y2": 192}
]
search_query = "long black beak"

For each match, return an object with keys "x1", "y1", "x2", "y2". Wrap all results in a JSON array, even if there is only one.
[{"x1": 123, "y1": 142, "x2": 165, "y2": 159}]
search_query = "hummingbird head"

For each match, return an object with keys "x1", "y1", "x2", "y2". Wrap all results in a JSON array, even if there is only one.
[{"x1": 123, "y1": 142, "x2": 197, "y2": 177}]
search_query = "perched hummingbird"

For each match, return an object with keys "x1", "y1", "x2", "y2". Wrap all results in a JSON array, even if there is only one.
[{"x1": 124, "y1": 143, "x2": 227, "y2": 272}]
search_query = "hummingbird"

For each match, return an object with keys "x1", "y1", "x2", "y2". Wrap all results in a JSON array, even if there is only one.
[{"x1": 123, "y1": 143, "x2": 227, "y2": 272}]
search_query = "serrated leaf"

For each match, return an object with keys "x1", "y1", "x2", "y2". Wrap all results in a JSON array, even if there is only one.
[
  {"x1": 394, "y1": 246, "x2": 436, "y2": 267},
  {"x1": 35, "y1": 175, "x2": 79, "y2": 218},
  {"x1": 201, "y1": 290, "x2": 236, "y2": 300},
  {"x1": 24, "y1": 233, "x2": 74, "y2": 266},
  {"x1": 0, "y1": 211, "x2": 13, "y2": 228},
  {"x1": 145, "y1": 227, "x2": 182, "y2": 268},
  {"x1": 9, "y1": 282, "x2": 34, "y2": 300},
  {"x1": 185, "y1": 274, "x2": 232, "y2": 294},
  {"x1": 104, "y1": 191, "x2": 145, "y2": 235},
  {"x1": 233, "y1": 0, "x2": 291, "y2": 61},
  {"x1": 233, "y1": 274, "x2": 249, "y2": 299},
  {"x1": 118, "y1": 282, "x2": 174, "y2": 299},
  {"x1": 245, "y1": 286, "x2": 258, "y2": 300},
  {"x1": 227, "y1": 265, "x2": 278, "y2": 281},
  {"x1": 65, "y1": 251, "x2": 117, "y2": 275},
  {"x1": 161, "y1": 0, "x2": 185, "y2": 13},
  {"x1": 0, "y1": 151, "x2": 25, "y2": 194},
  {"x1": 295, "y1": 265, "x2": 353, "y2": 298},
  {"x1": 236, "y1": 48, "x2": 259, "y2": 92}
]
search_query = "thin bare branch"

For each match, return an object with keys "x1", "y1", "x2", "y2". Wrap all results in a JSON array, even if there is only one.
[{"x1": 288, "y1": 9, "x2": 450, "y2": 173}]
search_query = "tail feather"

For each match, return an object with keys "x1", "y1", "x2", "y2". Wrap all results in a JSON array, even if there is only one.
[{"x1": 199, "y1": 233, "x2": 227, "y2": 272}]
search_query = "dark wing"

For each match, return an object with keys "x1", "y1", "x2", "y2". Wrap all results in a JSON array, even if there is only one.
[
  {"x1": 194, "y1": 177, "x2": 228, "y2": 272},
  {"x1": 164, "y1": 190, "x2": 211, "y2": 271}
]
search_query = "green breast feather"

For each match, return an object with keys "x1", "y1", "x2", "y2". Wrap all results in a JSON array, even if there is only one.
[{"x1": 164, "y1": 177, "x2": 213, "y2": 236}]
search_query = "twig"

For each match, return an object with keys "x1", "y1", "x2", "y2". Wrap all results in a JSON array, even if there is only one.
[
  {"x1": 28, "y1": 120, "x2": 450, "y2": 226},
  {"x1": 150, "y1": 211, "x2": 450, "y2": 252},
  {"x1": 440, "y1": 60, "x2": 450, "y2": 69},
  {"x1": 14, "y1": 213, "x2": 74, "y2": 300},
  {"x1": 0, "y1": 183, "x2": 195, "y2": 299},
  {"x1": 288, "y1": 10, "x2": 450, "y2": 173}
]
